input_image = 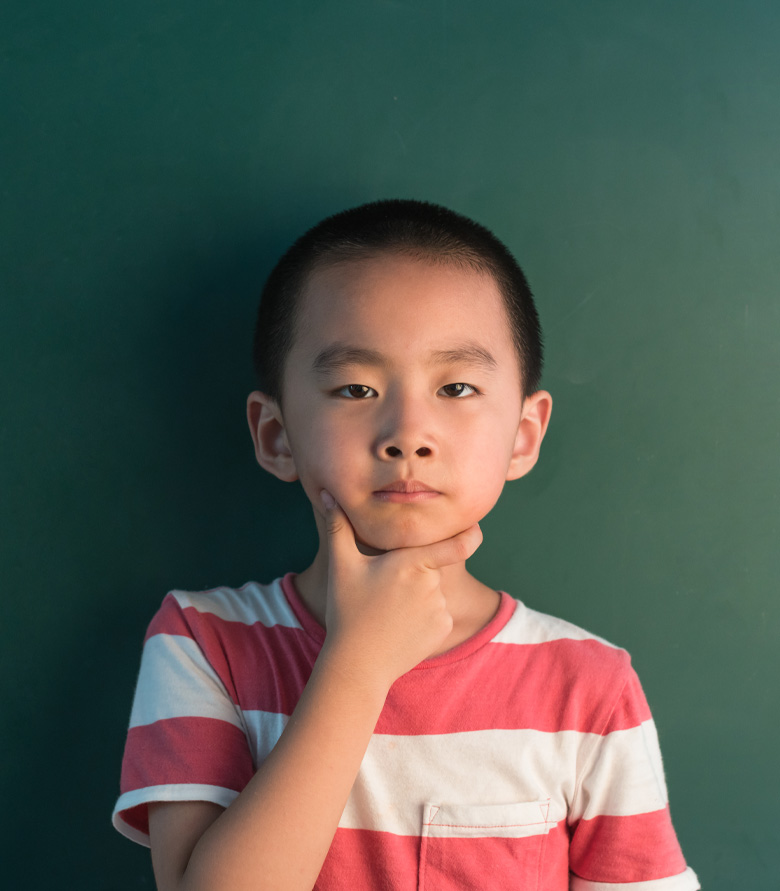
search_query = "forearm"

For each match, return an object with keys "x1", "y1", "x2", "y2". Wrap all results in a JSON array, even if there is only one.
[{"x1": 178, "y1": 652, "x2": 388, "y2": 891}]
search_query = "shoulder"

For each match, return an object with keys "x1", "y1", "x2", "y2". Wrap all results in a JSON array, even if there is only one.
[
  {"x1": 496, "y1": 598, "x2": 628, "y2": 661},
  {"x1": 147, "y1": 575, "x2": 303, "y2": 638},
  {"x1": 492, "y1": 597, "x2": 643, "y2": 732},
  {"x1": 129, "y1": 575, "x2": 309, "y2": 728},
  {"x1": 139, "y1": 576, "x2": 308, "y2": 692},
  {"x1": 494, "y1": 596, "x2": 615, "y2": 647}
]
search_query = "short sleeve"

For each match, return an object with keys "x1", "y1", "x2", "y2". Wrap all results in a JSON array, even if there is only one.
[
  {"x1": 112, "y1": 592, "x2": 255, "y2": 846},
  {"x1": 568, "y1": 665, "x2": 700, "y2": 890}
]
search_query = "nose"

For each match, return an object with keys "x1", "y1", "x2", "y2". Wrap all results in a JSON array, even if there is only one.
[{"x1": 374, "y1": 392, "x2": 435, "y2": 460}]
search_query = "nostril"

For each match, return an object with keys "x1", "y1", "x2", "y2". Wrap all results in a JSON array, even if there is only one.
[{"x1": 383, "y1": 445, "x2": 431, "y2": 458}]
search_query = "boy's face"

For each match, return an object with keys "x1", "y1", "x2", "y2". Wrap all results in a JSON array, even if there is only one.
[{"x1": 265, "y1": 253, "x2": 543, "y2": 553}]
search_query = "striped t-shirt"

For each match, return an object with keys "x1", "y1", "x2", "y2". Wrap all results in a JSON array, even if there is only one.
[{"x1": 113, "y1": 573, "x2": 699, "y2": 890}]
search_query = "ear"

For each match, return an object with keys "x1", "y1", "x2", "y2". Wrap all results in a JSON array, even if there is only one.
[
  {"x1": 506, "y1": 390, "x2": 553, "y2": 481},
  {"x1": 246, "y1": 390, "x2": 299, "y2": 482}
]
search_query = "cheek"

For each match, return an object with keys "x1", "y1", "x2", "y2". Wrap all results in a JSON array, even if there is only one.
[
  {"x1": 457, "y1": 435, "x2": 516, "y2": 508},
  {"x1": 460, "y1": 424, "x2": 514, "y2": 472},
  {"x1": 291, "y1": 420, "x2": 363, "y2": 498}
]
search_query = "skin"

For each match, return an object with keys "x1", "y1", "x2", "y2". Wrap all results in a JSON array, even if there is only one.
[{"x1": 147, "y1": 253, "x2": 552, "y2": 890}]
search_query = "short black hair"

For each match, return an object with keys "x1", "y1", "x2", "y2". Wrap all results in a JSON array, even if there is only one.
[{"x1": 252, "y1": 199, "x2": 543, "y2": 405}]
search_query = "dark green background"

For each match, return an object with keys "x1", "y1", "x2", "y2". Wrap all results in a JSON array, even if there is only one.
[{"x1": 2, "y1": 1, "x2": 778, "y2": 887}]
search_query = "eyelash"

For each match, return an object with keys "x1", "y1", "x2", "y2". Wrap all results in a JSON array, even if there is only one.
[{"x1": 335, "y1": 383, "x2": 480, "y2": 399}]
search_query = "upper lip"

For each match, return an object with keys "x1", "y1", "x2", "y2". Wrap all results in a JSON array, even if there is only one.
[{"x1": 375, "y1": 480, "x2": 438, "y2": 493}]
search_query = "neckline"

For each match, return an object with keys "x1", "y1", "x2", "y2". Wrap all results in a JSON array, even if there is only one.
[{"x1": 279, "y1": 571, "x2": 517, "y2": 669}]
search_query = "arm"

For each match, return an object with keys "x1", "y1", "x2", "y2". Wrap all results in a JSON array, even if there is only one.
[{"x1": 149, "y1": 494, "x2": 482, "y2": 891}]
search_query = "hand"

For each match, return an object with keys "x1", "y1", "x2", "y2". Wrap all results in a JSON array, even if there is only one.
[{"x1": 317, "y1": 490, "x2": 483, "y2": 692}]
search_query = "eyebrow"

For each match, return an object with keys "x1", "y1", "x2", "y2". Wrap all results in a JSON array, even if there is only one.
[{"x1": 311, "y1": 342, "x2": 499, "y2": 375}]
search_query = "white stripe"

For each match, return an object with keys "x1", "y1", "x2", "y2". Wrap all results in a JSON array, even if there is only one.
[
  {"x1": 129, "y1": 634, "x2": 243, "y2": 729},
  {"x1": 574, "y1": 719, "x2": 668, "y2": 821},
  {"x1": 338, "y1": 724, "x2": 666, "y2": 835},
  {"x1": 112, "y1": 784, "x2": 238, "y2": 846},
  {"x1": 571, "y1": 866, "x2": 700, "y2": 891},
  {"x1": 243, "y1": 709, "x2": 289, "y2": 764},
  {"x1": 170, "y1": 578, "x2": 302, "y2": 629},
  {"x1": 422, "y1": 799, "x2": 557, "y2": 840},
  {"x1": 493, "y1": 601, "x2": 618, "y2": 647}
]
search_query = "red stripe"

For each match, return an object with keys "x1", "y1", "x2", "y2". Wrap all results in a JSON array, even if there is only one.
[
  {"x1": 569, "y1": 807, "x2": 687, "y2": 882},
  {"x1": 118, "y1": 716, "x2": 253, "y2": 836},
  {"x1": 319, "y1": 823, "x2": 570, "y2": 890},
  {"x1": 420, "y1": 823, "x2": 570, "y2": 891},
  {"x1": 145, "y1": 595, "x2": 647, "y2": 735},
  {"x1": 376, "y1": 640, "x2": 646, "y2": 735},
  {"x1": 144, "y1": 593, "x2": 192, "y2": 642},
  {"x1": 317, "y1": 829, "x2": 419, "y2": 889},
  {"x1": 121, "y1": 716, "x2": 254, "y2": 793},
  {"x1": 601, "y1": 668, "x2": 653, "y2": 733}
]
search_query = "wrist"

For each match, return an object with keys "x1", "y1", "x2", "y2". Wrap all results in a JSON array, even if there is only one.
[{"x1": 314, "y1": 640, "x2": 394, "y2": 705}]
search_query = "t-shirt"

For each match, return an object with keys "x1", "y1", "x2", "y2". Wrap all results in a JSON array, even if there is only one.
[{"x1": 113, "y1": 573, "x2": 699, "y2": 890}]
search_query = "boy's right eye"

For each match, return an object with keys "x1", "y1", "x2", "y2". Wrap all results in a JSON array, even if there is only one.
[{"x1": 336, "y1": 384, "x2": 377, "y2": 399}]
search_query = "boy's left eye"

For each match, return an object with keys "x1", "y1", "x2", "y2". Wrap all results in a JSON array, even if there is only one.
[{"x1": 439, "y1": 383, "x2": 478, "y2": 398}]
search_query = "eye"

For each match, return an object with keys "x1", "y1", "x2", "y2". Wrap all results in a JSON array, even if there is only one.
[
  {"x1": 336, "y1": 384, "x2": 377, "y2": 399},
  {"x1": 439, "y1": 382, "x2": 478, "y2": 398}
]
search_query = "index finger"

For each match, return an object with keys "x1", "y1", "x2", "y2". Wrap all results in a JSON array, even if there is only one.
[{"x1": 320, "y1": 491, "x2": 363, "y2": 566}]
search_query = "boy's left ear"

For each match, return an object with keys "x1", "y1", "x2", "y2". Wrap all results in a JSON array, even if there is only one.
[
  {"x1": 246, "y1": 391, "x2": 299, "y2": 482},
  {"x1": 506, "y1": 390, "x2": 553, "y2": 481}
]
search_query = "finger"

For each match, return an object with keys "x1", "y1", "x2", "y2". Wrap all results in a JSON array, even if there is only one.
[
  {"x1": 320, "y1": 490, "x2": 360, "y2": 562},
  {"x1": 416, "y1": 523, "x2": 484, "y2": 570}
]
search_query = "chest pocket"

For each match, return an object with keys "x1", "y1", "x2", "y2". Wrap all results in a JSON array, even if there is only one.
[{"x1": 418, "y1": 800, "x2": 557, "y2": 891}]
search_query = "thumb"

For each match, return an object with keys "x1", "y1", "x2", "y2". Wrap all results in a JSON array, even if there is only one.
[{"x1": 320, "y1": 490, "x2": 359, "y2": 562}]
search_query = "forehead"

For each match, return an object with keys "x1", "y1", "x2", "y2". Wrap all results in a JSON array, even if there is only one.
[{"x1": 294, "y1": 253, "x2": 516, "y2": 358}]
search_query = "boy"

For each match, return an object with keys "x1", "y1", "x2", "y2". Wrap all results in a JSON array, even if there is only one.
[{"x1": 113, "y1": 200, "x2": 699, "y2": 890}]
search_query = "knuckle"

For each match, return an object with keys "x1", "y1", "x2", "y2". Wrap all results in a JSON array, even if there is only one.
[
  {"x1": 408, "y1": 562, "x2": 429, "y2": 581},
  {"x1": 452, "y1": 538, "x2": 469, "y2": 562}
]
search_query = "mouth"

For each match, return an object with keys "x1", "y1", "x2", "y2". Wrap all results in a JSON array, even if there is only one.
[
  {"x1": 373, "y1": 480, "x2": 441, "y2": 503},
  {"x1": 375, "y1": 480, "x2": 438, "y2": 493}
]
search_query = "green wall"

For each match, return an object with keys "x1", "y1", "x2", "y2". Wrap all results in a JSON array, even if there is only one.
[{"x1": 2, "y1": 1, "x2": 778, "y2": 887}]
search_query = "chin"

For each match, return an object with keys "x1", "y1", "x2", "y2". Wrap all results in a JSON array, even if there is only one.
[
  {"x1": 354, "y1": 524, "x2": 445, "y2": 554},
  {"x1": 344, "y1": 502, "x2": 474, "y2": 554},
  {"x1": 354, "y1": 539, "x2": 389, "y2": 557}
]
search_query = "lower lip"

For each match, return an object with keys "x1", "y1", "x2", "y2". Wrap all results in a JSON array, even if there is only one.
[{"x1": 373, "y1": 490, "x2": 441, "y2": 503}]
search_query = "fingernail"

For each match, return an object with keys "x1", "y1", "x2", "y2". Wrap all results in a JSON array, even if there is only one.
[{"x1": 320, "y1": 490, "x2": 336, "y2": 510}]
